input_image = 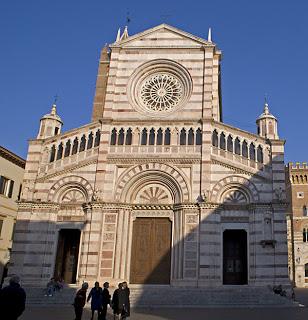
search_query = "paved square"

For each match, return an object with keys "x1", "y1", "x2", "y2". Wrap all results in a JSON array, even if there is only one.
[
  {"x1": 18, "y1": 288, "x2": 308, "y2": 320},
  {"x1": 18, "y1": 305, "x2": 308, "y2": 320}
]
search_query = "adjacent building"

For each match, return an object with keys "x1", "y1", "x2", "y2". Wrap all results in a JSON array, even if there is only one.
[
  {"x1": 286, "y1": 162, "x2": 308, "y2": 287},
  {"x1": 9, "y1": 24, "x2": 290, "y2": 289},
  {"x1": 0, "y1": 146, "x2": 25, "y2": 284}
]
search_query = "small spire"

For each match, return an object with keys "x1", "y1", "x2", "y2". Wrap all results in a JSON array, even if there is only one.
[
  {"x1": 121, "y1": 26, "x2": 129, "y2": 40},
  {"x1": 264, "y1": 95, "x2": 269, "y2": 114},
  {"x1": 51, "y1": 95, "x2": 58, "y2": 115},
  {"x1": 208, "y1": 27, "x2": 212, "y2": 43},
  {"x1": 51, "y1": 104, "x2": 57, "y2": 116},
  {"x1": 264, "y1": 103, "x2": 269, "y2": 115},
  {"x1": 116, "y1": 28, "x2": 121, "y2": 42}
]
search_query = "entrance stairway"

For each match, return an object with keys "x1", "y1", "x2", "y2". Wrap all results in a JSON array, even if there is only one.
[{"x1": 25, "y1": 285, "x2": 299, "y2": 307}]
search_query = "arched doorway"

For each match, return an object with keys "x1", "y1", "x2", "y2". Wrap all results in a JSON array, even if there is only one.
[{"x1": 116, "y1": 164, "x2": 190, "y2": 285}]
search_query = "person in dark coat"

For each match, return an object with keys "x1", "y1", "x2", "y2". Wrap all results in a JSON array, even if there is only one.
[
  {"x1": 87, "y1": 281, "x2": 103, "y2": 320},
  {"x1": 111, "y1": 283, "x2": 122, "y2": 320},
  {"x1": 0, "y1": 275, "x2": 26, "y2": 320},
  {"x1": 101, "y1": 282, "x2": 111, "y2": 320},
  {"x1": 73, "y1": 282, "x2": 88, "y2": 320},
  {"x1": 118, "y1": 281, "x2": 130, "y2": 319}
]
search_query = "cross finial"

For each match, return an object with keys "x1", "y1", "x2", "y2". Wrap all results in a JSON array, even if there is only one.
[
  {"x1": 53, "y1": 94, "x2": 59, "y2": 105},
  {"x1": 126, "y1": 10, "x2": 131, "y2": 25}
]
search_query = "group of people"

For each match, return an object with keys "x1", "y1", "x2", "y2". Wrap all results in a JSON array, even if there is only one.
[
  {"x1": 0, "y1": 274, "x2": 130, "y2": 320},
  {"x1": 45, "y1": 276, "x2": 65, "y2": 296},
  {"x1": 73, "y1": 281, "x2": 130, "y2": 320}
]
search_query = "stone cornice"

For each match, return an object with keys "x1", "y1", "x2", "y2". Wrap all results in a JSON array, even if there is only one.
[
  {"x1": 0, "y1": 146, "x2": 26, "y2": 168},
  {"x1": 107, "y1": 157, "x2": 201, "y2": 164},
  {"x1": 41, "y1": 121, "x2": 101, "y2": 145},
  {"x1": 211, "y1": 158, "x2": 270, "y2": 181},
  {"x1": 18, "y1": 201, "x2": 60, "y2": 210},
  {"x1": 36, "y1": 158, "x2": 98, "y2": 182},
  {"x1": 212, "y1": 120, "x2": 267, "y2": 144},
  {"x1": 17, "y1": 201, "x2": 288, "y2": 212}
]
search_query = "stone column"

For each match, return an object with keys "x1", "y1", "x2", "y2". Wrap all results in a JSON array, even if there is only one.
[{"x1": 172, "y1": 208, "x2": 184, "y2": 282}]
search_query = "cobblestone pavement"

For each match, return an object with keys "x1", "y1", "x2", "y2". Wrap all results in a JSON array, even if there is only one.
[{"x1": 19, "y1": 289, "x2": 308, "y2": 320}]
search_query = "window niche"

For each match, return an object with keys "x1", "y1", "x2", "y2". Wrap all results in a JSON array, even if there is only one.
[{"x1": 260, "y1": 212, "x2": 276, "y2": 248}]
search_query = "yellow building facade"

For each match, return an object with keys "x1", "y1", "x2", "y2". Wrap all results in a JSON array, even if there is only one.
[{"x1": 0, "y1": 146, "x2": 25, "y2": 285}]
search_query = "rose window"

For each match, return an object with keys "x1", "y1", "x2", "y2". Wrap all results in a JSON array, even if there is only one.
[
  {"x1": 140, "y1": 73, "x2": 183, "y2": 112},
  {"x1": 127, "y1": 60, "x2": 193, "y2": 117}
]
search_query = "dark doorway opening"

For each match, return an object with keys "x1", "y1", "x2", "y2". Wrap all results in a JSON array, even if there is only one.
[
  {"x1": 54, "y1": 229, "x2": 80, "y2": 284},
  {"x1": 223, "y1": 229, "x2": 248, "y2": 285},
  {"x1": 130, "y1": 218, "x2": 171, "y2": 284}
]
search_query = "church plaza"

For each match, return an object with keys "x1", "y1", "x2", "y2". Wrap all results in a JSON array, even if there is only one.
[{"x1": 18, "y1": 293, "x2": 308, "y2": 320}]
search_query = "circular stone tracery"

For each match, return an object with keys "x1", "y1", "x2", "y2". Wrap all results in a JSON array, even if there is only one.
[
  {"x1": 127, "y1": 59, "x2": 193, "y2": 117},
  {"x1": 140, "y1": 73, "x2": 183, "y2": 112}
]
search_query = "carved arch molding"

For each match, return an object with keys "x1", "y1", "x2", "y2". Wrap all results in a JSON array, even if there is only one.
[
  {"x1": 115, "y1": 163, "x2": 191, "y2": 203},
  {"x1": 211, "y1": 175, "x2": 259, "y2": 203},
  {"x1": 48, "y1": 175, "x2": 93, "y2": 203}
]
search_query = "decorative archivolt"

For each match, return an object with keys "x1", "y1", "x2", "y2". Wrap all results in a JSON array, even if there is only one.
[
  {"x1": 115, "y1": 163, "x2": 191, "y2": 203},
  {"x1": 211, "y1": 175, "x2": 259, "y2": 204},
  {"x1": 48, "y1": 175, "x2": 93, "y2": 203}
]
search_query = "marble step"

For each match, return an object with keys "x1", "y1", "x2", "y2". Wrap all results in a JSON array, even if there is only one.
[{"x1": 24, "y1": 286, "x2": 298, "y2": 307}]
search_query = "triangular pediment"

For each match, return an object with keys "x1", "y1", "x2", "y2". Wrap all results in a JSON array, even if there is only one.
[{"x1": 111, "y1": 24, "x2": 213, "y2": 48}]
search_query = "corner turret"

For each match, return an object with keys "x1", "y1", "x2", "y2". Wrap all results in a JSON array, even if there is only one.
[
  {"x1": 37, "y1": 103, "x2": 63, "y2": 139},
  {"x1": 256, "y1": 101, "x2": 278, "y2": 139}
]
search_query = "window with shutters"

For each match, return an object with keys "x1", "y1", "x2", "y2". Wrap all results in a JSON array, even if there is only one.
[{"x1": 0, "y1": 176, "x2": 14, "y2": 198}]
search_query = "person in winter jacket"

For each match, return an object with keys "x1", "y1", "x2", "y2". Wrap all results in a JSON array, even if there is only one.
[
  {"x1": 101, "y1": 282, "x2": 111, "y2": 320},
  {"x1": 111, "y1": 283, "x2": 122, "y2": 320},
  {"x1": 0, "y1": 275, "x2": 26, "y2": 320},
  {"x1": 73, "y1": 282, "x2": 88, "y2": 320},
  {"x1": 87, "y1": 281, "x2": 103, "y2": 320}
]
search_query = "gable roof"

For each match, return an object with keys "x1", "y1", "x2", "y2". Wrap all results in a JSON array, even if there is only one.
[{"x1": 110, "y1": 23, "x2": 215, "y2": 48}]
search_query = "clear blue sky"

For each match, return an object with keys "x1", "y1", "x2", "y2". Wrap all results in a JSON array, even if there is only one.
[{"x1": 0, "y1": 0, "x2": 307, "y2": 162}]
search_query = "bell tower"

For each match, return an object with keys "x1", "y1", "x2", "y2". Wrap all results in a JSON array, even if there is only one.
[
  {"x1": 37, "y1": 103, "x2": 63, "y2": 139},
  {"x1": 256, "y1": 101, "x2": 279, "y2": 139}
]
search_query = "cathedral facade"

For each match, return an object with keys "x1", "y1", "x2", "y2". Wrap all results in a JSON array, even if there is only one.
[{"x1": 9, "y1": 24, "x2": 289, "y2": 288}]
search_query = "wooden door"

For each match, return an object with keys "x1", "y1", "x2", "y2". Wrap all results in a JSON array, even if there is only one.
[
  {"x1": 223, "y1": 230, "x2": 247, "y2": 285},
  {"x1": 54, "y1": 229, "x2": 80, "y2": 284},
  {"x1": 130, "y1": 218, "x2": 171, "y2": 284}
]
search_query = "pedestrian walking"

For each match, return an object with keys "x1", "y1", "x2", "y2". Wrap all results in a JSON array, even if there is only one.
[
  {"x1": 100, "y1": 282, "x2": 111, "y2": 320},
  {"x1": 111, "y1": 283, "x2": 122, "y2": 320},
  {"x1": 0, "y1": 275, "x2": 26, "y2": 320},
  {"x1": 73, "y1": 282, "x2": 88, "y2": 320},
  {"x1": 87, "y1": 281, "x2": 103, "y2": 320},
  {"x1": 118, "y1": 281, "x2": 130, "y2": 319}
]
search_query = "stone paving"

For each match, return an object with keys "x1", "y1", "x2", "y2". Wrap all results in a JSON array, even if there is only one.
[
  {"x1": 19, "y1": 305, "x2": 308, "y2": 320},
  {"x1": 19, "y1": 289, "x2": 308, "y2": 320}
]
